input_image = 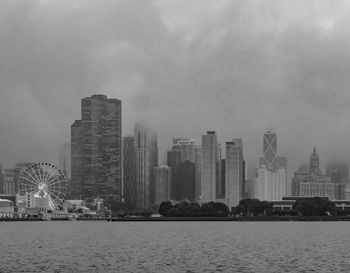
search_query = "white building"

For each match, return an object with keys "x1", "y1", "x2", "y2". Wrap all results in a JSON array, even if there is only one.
[
  {"x1": 201, "y1": 131, "x2": 217, "y2": 203},
  {"x1": 225, "y1": 139, "x2": 244, "y2": 208},
  {"x1": 254, "y1": 166, "x2": 286, "y2": 201}
]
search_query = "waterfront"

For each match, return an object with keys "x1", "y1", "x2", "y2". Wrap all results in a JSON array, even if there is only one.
[{"x1": 1, "y1": 222, "x2": 350, "y2": 273}]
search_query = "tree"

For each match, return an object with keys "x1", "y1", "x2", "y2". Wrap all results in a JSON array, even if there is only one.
[
  {"x1": 159, "y1": 201, "x2": 173, "y2": 216},
  {"x1": 292, "y1": 197, "x2": 336, "y2": 216}
]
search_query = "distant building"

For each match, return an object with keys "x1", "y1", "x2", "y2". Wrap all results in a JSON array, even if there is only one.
[
  {"x1": 216, "y1": 144, "x2": 223, "y2": 199},
  {"x1": 254, "y1": 129, "x2": 287, "y2": 201},
  {"x1": 59, "y1": 142, "x2": 71, "y2": 180},
  {"x1": 225, "y1": 139, "x2": 244, "y2": 208},
  {"x1": 292, "y1": 147, "x2": 341, "y2": 200},
  {"x1": 153, "y1": 166, "x2": 171, "y2": 205},
  {"x1": 167, "y1": 149, "x2": 181, "y2": 200},
  {"x1": 70, "y1": 120, "x2": 82, "y2": 199},
  {"x1": 134, "y1": 122, "x2": 158, "y2": 209},
  {"x1": 194, "y1": 146, "x2": 202, "y2": 202},
  {"x1": 172, "y1": 138, "x2": 196, "y2": 163},
  {"x1": 176, "y1": 161, "x2": 196, "y2": 201},
  {"x1": 201, "y1": 131, "x2": 217, "y2": 202},
  {"x1": 3, "y1": 168, "x2": 16, "y2": 195},
  {"x1": 123, "y1": 136, "x2": 136, "y2": 210},
  {"x1": 70, "y1": 94, "x2": 122, "y2": 207}
]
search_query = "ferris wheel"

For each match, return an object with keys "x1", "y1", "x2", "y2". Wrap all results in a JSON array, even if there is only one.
[{"x1": 18, "y1": 163, "x2": 68, "y2": 211}]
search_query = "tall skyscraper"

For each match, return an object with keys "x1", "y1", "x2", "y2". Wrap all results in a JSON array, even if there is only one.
[
  {"x1": 167, "y1": 149, "x2": 181, "y2": 200},
  {"x1": 70, "y1": 120, "x2": 82, "y2": 199},
  {"x1": 309, "y1": 147, "x2": 320, "y2": 178},
  {"x1": 261, "y1": 128, "x2": 277, "y2": 169},
  {"x1": 71, "y1": 94, "x2": 122, "y2": 207},
  {"x1": 194, "y1": 146, "x2": 202, "y2": 201},
  {"x1": 176, "y1": 161, "x2": 196, "y2": 201},
  {"x1": 216, "y1": 143, "x2": 223, "y2": 198},
  {"x1": 153, "y1": 166, "x2": 172, "y2": 205},
  {"x1": 134, "y1": 122, "x2": 158, "y2": 209},
  {"x1": 123, "y1": 136, "x2": 136, "y2": 210},
  {"x1": 59, "y1": 142, "x2": 71, "y2": 180},
  {"x1": 201, "y1": 131, "x2": 217, "y2": 203},
  {"x1": 225, "y1": 139, "x2": 244, "y2": 208},
  {"x1": 255, "y1": 129, "x2": 287, "y2": 201},
  {"x1": 172, "y1": 138, "x2": 195, "y2": 163}
]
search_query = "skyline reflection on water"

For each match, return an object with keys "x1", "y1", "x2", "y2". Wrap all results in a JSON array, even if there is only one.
[{"x1": 1, "y1": 221, "x2": 350, "y2": 272}]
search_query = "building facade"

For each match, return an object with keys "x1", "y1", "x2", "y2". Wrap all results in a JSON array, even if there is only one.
[
  {"x1": 123, "y1": 136, "x2": 136, "y2": 210},
  {"x1": 70, "y1": 94, "x2": 122, "y2": 207},
  {"x1": 134, "y1": 122, "x2": 158, "y2": 209},
  {"x1": 201, "y1": 131, "x2": 217, "y2": 203},
  {"x1": 153, "y1": 166, "x2": 172, "y2": 205},
  {"x1": 225, "y1": 139, "x2": 244, "y2": 208}
]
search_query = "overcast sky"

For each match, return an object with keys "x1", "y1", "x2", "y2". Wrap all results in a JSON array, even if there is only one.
[{"x1": 1, "y1": 0, "x2": 350, "y2": 179}]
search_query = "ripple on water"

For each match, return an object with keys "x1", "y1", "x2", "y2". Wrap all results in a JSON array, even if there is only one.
[{"x1": 1, "y1": 222, "x2": 350, "y2": 272}]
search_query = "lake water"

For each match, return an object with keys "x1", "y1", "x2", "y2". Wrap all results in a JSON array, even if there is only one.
[{"x1": 1, "y1": 221, "x2": 350, "y2": 272}]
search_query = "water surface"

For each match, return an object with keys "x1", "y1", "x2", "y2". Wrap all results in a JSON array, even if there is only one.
[{"x1": 1, "y1": 221, "x2": 350, "y2": 272}]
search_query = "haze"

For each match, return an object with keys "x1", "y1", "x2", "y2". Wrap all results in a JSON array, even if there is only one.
[{"x1": 1, "y1": 0, "x2": 350, "y2": 181}]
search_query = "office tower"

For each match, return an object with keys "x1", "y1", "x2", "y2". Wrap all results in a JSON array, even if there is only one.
[
  {"x1": 148, "y1": 133, "x2": 158, "y2": 205},
  {"x1": 194, "y1": 146, "x2": 202, "y2": 202},
  {"x1": 221, "y1": 159, "x2": 226, "y2": 199},
  {"x1": 255, "y1": 167, "x2": 287, "y2": 200},
  {"x1": 59, "y1": 142, "x2": 71, "y2": 180},
  {"x1": 255, "y1": 129, "x2": 287, "y2": 201},
  {"x1": 134, "y1": 122, "x2": 158, "y2": 209},
  {"x1": 123, "y1": 136, "x2": 136, "y2": 210},
  {"x1": 176, "y1": 161, "x2": 196, "y2": 201},
  {"x1": 153, "y1": 166, "x2": 172, "y2": 205},
  {"x1": 0, "y1": 163, "x2": 3, "y2": 194},
  {"x1": 172, "y1": 138, "x2": 195, "y2": 163},
  {"x1": 71, "y1": 94, "x2": 122, "y2": 207},
  {"x1": 70, "y1": 120, "x2": 82, "y2": 199},
  {"x1": 309, "y1": 147, "x2": 320, "y2": 178},
  {"x1": 201, "y1": 131, "x2": 217, "y2": 203},
  {"x1": 260, "y1": 128, "x2": 277, "y2": 169},
  {"x1": 167, "y1": 149, "x2": 181, "y2": 200},
  {"x1": 291, "y1": 164, "x2": 309, "y2": 196},
  {"x1": 216, "y1": 144, "x2": 223, "y2": 199},
  {"x1": 225, "y1": 139, "x2": 244, "y2": 208}
]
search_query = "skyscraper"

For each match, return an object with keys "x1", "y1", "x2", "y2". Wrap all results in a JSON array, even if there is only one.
[
  {"x1": 59, "y1": 142, "x2": 71, "y2": 180},
  {"x1": 194, "y1": 146, "x2": 202, "y2": 201},
  {"x1": 0, "y1": 163, "x2": 3, "y2": 194},
  {"x1": 255, "y1": 129, "x2": 287, "y2": 201},
  {"x1": 216, "y1": 143, "x2": 223, "y2": 198},
  {"x1": 134, "y1": 122, "x2": 158, "y2": 209},
  {"x1": 70, "y1": 120, "x2": 82, "y2": 199},
  {"x1": 153, "y1": 166, "x2": 172, "y2": 205},
  {"x1": 225, "y1": 139, "x2": 244, "y2": 208},
  {"x1": 123, "y1": 136, "x2": 136, "y2": 210},
  {"x1": 172, "y1": 138, "x2": 195, "y2": 163},
  {"x1": 261, "y1": 128, "x2": 277, "y2": 169},
  {"x1": 201, "y1": 131, "x2": 217, "y2": 203},
  {"x1": 309, "y1": 147, "x2": 320, "y2": 178},
  {"x1": 71, "y1": 94, "x2": 122, "y2": 207},
  {"x1": 167, "y1": 149, "x2": 181, "y2": 200}
]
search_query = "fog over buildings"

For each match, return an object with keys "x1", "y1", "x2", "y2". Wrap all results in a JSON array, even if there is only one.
[{"x1": 1, "y1": 0, "x2": 350, "y2": 179}]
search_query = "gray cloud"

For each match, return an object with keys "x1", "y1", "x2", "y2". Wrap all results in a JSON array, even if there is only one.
[{"x1": 1, "y1": 0, "x2": 350, "y2": 187}]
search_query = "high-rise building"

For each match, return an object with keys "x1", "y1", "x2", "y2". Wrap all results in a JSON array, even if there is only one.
[
  {"x1": 176, "y1": 161, "x2": 196, "y2": 201},
  {"x1": 123, "y1": 136, "x2": 136, "y2": 210},
  {"x1": 201, "y1": 131, "x2": 217, "y2": 203},
  {"x1": 216, "y1": 144, "x2": 223, "y2": 199},
  {"x1": 255, "y1": 167, "x2": 287, "y2": 201},
  {"x1": 309, "y1": 147, "x2": 320, "y2": 178},
  {"x1": 291, "y1": 164, "x2": 309, "y2": 196},
  {"x1": 255, "y1": 129, "x2": 287, "y2": 201},
  {"x1": 59, "y1": 142, "x2": 71, "y2": 180},
  {"x1": 70, "y1": 120, "x2": 82, "y2": 199},
  {"x1": 134, "y1": 122, "x2": 158, "y2": 209},
  {"x1": 225, "y1": 139, "x2": 244, "y2": 208},
  {"x1": 71, "y1": 94, "x2": 122, "y2": 207},
  {"x1": 167, "y1": 149, "x2": 181, "y2": 200},
  {"x1": 260, "y1": 128, "x2": 277, "y2": 169},
  {"x1": 194, "y1": 146, "x2": 202, "y2": 202},
  {"x1": 153, "y1": 166, "x2": 171, "y2": 205},
  {"x1": 172, "y1": 138, "x2": 195, "y2": 163}
]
